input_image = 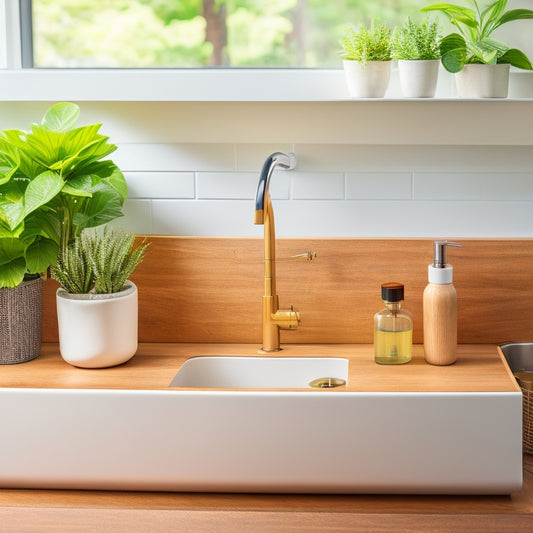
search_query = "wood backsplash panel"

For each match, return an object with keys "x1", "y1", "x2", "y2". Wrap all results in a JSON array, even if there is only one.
[{"x1": 42, "y1": 237, "x2": 533, "y2": 344}]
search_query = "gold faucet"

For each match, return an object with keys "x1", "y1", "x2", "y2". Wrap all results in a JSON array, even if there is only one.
[{"x1": 254, "y1": 152, "x2": 301, "y2": 352}]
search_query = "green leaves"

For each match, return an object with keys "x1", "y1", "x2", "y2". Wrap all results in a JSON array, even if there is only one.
[
  {"x1": 440, "y1": 33, "x2": 467, "y2": 72},
  {"x1": 0, "y1": 240, "x2": 27, "y2": 288},
  {"x1": 25, "y1": 237, "x2": 58, "y2": 274},
  {"x1": 0, "y1": 257, "x2": 26, "y2": 288},
  {"x1": 24, "y1": 171, "x2": 63, "y2": 216},
  {"x1": 498, "y1": 48, "x2": 533, "y2": 70},
  {"x1": 496, "y1": 8, "x2": 533, "y2": 28},
  {"x1": 0, "y1": 102, "x2": 127, "y2": 288},
  {"x1": 422, "y1": 0, "x2": 533, "y2": 71},
  {"x1": 42, "y1": 102, "x2": 80, "y2": 132}
]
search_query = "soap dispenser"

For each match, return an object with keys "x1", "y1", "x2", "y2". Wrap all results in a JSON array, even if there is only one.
[{"x1": 423, "y1": 241, "x2": 462, "y2": 366}]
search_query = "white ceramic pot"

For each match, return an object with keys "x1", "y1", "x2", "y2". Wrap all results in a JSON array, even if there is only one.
[
  {"x1": 343, "y1": 59, "x2": 392, "y2": 98},
  {"x1": 56, "y1": 280, "x2": 138, "y2": 368},
  {"x1": 397, "y1": 59, "x2": 440, "y2": 98},
  {"x1": 455, "y1": 63, "x2": 510, "y2": 98}
]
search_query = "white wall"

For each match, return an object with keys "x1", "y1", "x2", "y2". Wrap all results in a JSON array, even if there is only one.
[{"x1": 1, "y1": 101, "x2": 532, "y2": 238}]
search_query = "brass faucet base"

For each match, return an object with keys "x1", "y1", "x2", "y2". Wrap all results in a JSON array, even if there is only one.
[{"x1": 257, "y1": 348, "x2": 283, "y2": 354}]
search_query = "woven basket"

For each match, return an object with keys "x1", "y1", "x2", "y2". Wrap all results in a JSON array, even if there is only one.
[
  {"x1": 522, "y1": 385, "x2": 533, "y2": 454},
  {"x1": 0, "y1": 277, "x2": 44, "y2": 364}
]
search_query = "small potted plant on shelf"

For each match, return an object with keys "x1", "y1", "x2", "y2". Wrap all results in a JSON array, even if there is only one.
[
  {"x1": 340, "y1": 20, "x2": 393, "y2": 98},
  {"x1": 392, "y1": 17, "x2": 442, "y2": 98},
  {"x1": 421, "y1": 0, "x2": 533, "y2": 98},
  {"x1": 52, "y1": 228, "x2": 149, "y2": 369},
  {"x1": 0, "y1": 102, "x2": 127, "y2": 364}
]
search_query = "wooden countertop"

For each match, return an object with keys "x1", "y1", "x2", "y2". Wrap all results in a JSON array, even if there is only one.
[
  {"x1": 1, "y1": 343, "x2": 528, "y2": 531},
  {"x1": 0, "y1": 343, "x2": 520, "y2": 393}
]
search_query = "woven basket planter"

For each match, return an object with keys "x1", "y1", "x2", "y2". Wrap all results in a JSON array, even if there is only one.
[
  {"x1": 522, "y1": 385, "x2": 533, "y2": 454},
  {"x1": 0, "y1": 277, "x2": 44, "y2": 365}
]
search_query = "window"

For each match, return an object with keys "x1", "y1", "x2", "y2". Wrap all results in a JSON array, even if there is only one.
[{"x1": 26, "y1": 0, "x2": 443, "y2": 68}]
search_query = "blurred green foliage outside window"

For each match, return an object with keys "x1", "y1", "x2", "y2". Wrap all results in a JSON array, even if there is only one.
[
  {"x1": 32, "y1": 0, "x2": 429, "y2": 68},
  {"x1": 31, "y1": 0, "x2": 533, "y2": 68}
]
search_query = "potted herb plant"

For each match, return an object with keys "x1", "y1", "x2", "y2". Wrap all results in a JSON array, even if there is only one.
[
  {"x1": 52, "y1": 228, "x2": 149, "y2": 368},
  {"x1": 340, "y1": 21, "x2": 393, "y2": 98},
  {"x1": 0, "y1": 102, "x2": 127, "y2": 364},
  {"x1": 392, "y1": 17, "x2": 442, "y2": 98},
  {"x1": 421, "y1": 0, "x2": 533, "y2": 98}
]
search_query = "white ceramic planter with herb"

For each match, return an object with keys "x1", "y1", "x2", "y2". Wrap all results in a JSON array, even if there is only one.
[
  {"x1": 422, "y1": 0, "x2": 533, "y2": 98},
  {"x1": 52, "y1": 229, "x2": 149, "y2": 369},
  {"x1": 340, "y1": 21, "x2": 393, "y2": 98},
  {"x1": 392, "y1": 18, "x2": 441, "y2": 98},
  {"x1": 0, "y1": 103, "x2": 127, "y2": 364}
]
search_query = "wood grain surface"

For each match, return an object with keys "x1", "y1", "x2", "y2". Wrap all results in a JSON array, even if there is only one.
[
  {"x1": 1, "y1": 454, "x2": 532, "y2": 532},
  {"x1": 41, "y1": 237, "x2": 533, "y2": 345},
  {"x1": 0, "y1": 343, "x2": 519, "y2": 393}
]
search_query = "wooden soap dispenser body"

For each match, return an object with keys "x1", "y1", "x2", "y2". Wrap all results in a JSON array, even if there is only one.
[{"x1": 423, "y1": 241, "x2": 462, "y2": 366}]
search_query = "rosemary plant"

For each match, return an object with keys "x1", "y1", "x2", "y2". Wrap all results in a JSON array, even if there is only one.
[
  {"x1": 51, "y1": 229, "x2": 149, "y2": 294},
  {"x1": 392, "y1": 18, "x2": 441, "y2": 61},
  {"x1": 340, "y1": 21, "x2": 392, "y2": 67}
]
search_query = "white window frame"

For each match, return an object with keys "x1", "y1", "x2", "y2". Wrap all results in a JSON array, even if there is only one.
[{"x1": 0, "y1": 0, "x2": 531, "y2": 102}]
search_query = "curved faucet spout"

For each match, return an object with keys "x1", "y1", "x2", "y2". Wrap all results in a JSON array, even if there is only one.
[
  {"x1": 254, "y1": 152, "x2": 296, "y2": 225},
  {"x1": 254, "y1": 152, "x2": 299, "y2": 353}
]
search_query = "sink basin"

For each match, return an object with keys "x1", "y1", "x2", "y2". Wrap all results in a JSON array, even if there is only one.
[{"x1": 169, "y1": 356, "x2": 349, "y2": 388}]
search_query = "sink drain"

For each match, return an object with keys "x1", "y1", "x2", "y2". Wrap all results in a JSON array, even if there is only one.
[{"x1": 308, "y1": 377, "x2": 346, "y2": 389}]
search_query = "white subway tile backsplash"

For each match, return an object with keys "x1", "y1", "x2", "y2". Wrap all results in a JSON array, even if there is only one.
[
  {"x1": 274, "y1": 200, "x2": 533, "y2": 238},
  {"x1": 197, "y1": 172, "x2": 257, "y2": 199},
  {"x1": 114, "y1": 143, "x2": 235, "y2": 172},
  {"x1": 291, "y1": 172, "x2": 344, "y2": 200},
  {"x1": 346, "y1": 173, "x2": 412, "y2": 200},
  {"x1": 196, "y1": 171, "x2": 290, "y2": 200},
  {"x1": 415, "y1": 173, "x2": 484, "y2": 200},
  {"x1": 152, "y1": 200, "x2": 264, "y2": 237},
  {"x1": 116, "y1": 200, "x2": 153, "y2": 235},
  {"x1": 293, "y1": 144, "x2": 533, "y2": 173},
  {"x1": 103, "y1": 141, "x2": 533, "y2": 238},
  {"x1": 415, "y1": 172, "x2": 533, "y2": 201},
  {"x1": 125, "y1": 172, "x2": 195, "y2": 199}
]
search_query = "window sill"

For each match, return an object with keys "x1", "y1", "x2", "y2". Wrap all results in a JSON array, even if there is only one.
[{"x1": 0, "y1": 68, "x2": 531, "y2": 102}]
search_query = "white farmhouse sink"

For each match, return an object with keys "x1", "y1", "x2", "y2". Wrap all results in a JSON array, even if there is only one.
[
  {"x1": 0, "y1": 347, "x2": 523, "y2": 495},
  {"x1": 169, "y1": 356, "x2": 349, "y2": 388},
  {"x1": 0, "y1": 388, "x2": 521, "y2": 494}
]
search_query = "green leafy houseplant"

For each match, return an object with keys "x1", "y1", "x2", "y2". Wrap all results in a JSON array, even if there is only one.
[
  {"x1": 340, "y1": 21, "x2": 393, "y2": 67},
  {"x1": 0, "y1": 102, "x2": 127, "y2": 288},
  {"x1": 392, "y1": 18, "x2": 441, "y2": 60},
  {"x1": 421, "y1": 0, "x2": 533, "y2": 72},
  {"x1": 51, "y1": 229, "x2": 149, "y2": 295}
]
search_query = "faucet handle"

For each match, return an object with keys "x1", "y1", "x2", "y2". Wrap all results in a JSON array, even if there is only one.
[{"x1": 279, "y1": 251, "x2": 317, "y2": 262}]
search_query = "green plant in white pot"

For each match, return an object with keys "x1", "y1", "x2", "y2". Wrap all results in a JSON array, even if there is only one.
[
  {"x1": 0, "y1": 102, "x2": 127, "y2": 364},
  {"x1": 392, "y1": 17, "x2": 442, "y2": 97},
  {"x1": 52, "y1": 228, "x2": 149, "y2": 368},
  {"x1": 421, "y1": 0, "x2": 533, "y2": 97},
  {"x1": 340, "y1": 21, "x2": 393, "y2": 98}
]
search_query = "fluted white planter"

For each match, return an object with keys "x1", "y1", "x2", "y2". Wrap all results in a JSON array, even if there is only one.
[
  {"x1": 56, "y1": 280, "x2": 138, "y2": 368},
  {"x1": 397, "y1": 59, "x2": 440, "y2": 98},
  {"x1": 455, "y1": 63, "x2": 510, "y2": 98},
  {"x1": 343, "y1": 60, "x2": 392, "y2": 98}
]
